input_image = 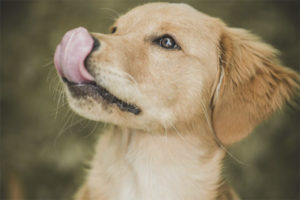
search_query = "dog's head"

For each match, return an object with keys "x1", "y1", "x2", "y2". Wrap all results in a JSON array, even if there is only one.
[{"x1": 54, "y1": 3, "x2": 299, "y2": 144}]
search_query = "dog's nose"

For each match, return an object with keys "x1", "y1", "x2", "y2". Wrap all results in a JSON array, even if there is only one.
[
  {"x1": 91, "y1": 37, "x2": 100, "y2": 52},
  {"x1": 84, "y1": 36, "x2": 100, "y2": 74}
]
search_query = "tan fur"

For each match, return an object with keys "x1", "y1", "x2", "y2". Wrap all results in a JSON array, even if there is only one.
[
  {"x1": 75, "y1": 184, "x2": 90, "y2": 200},
  {"x1": 59, "y1": 3, "x2": 300, "y2": 200},
  {"x1": 213, "y1": 28, "x2": 300, "y2": 144}
]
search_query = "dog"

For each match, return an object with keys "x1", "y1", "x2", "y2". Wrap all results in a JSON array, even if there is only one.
[{"x1": 54, "y1": 3, "x2": 300, "y2": 200}]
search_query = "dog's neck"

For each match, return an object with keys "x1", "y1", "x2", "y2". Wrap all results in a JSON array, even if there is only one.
[{"x1": 87, "y1": 125, "x2": 227, "y2": 200}]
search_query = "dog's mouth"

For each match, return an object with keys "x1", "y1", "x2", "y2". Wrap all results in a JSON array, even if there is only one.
[
  {"x1": 63, "y1": 78, "x2": 141, "y2": 115},
  {"x1": 54, "y1": 27, "x2": 141, "y2": 115}
]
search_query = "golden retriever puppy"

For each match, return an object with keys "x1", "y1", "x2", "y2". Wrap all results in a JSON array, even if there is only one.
[{"x1": 54, "y1": 3, "x2": 299, "y2": 200}]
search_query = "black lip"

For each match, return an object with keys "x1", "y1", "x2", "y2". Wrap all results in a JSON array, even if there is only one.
[{"x1": 63, "y1": 78, "x2": 141, "y2": 115}]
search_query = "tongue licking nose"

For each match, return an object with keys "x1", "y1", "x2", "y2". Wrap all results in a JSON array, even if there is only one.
[{"x1": 54, "y1": 27, "x2": 95, "y2": 83}]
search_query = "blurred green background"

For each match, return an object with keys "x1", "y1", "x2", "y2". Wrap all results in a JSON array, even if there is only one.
[{"x1": 1, "y1": 0, "x2": 299, "y2": 199}]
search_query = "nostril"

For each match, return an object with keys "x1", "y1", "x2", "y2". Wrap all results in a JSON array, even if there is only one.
[
  {"x1": 91, "y1": 36, "x2": 100, "y2": 52},
  {"x1": 84, "y1": 36, "x2": 100, "y2": 74}
]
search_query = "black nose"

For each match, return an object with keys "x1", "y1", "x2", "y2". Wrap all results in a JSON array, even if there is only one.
[
  {"x1": 91, "y1": 36, "x2": 100, "y2": 52},
  {"x1": 84, "y1": 37, "x2": 100, "y2": 72}
]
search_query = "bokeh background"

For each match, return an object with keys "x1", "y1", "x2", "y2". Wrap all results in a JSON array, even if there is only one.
[{"x1": 1, "y1": 0, "x2": 299, "y2": 199}]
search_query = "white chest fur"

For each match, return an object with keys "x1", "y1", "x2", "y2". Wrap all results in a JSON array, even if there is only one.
[{"x1": 87, "y1": 128, "x2": 224, "y2": 200}]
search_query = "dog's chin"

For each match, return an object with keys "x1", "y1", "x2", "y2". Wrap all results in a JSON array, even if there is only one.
[
  {"x1": 62, "y1": 78, "x2": 145, "y2": 127},
  {"x1": 63, "y1": 78, "x2": 141, "y2": 114},
  {"x1": 66, "y1": 95, "x2": 114, "y2": 122}
]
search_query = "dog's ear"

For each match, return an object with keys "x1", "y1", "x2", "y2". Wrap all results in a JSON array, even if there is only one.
[{"x1": 211, "y1": 28, "x2": 300, "y2": 145}]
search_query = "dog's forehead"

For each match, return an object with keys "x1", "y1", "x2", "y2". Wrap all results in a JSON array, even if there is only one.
[{"x1": 116, "y1": 3, "x2": 216, "y2": 32}]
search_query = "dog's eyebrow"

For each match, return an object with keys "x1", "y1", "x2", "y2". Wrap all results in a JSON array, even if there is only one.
[
  {"x1": 144, "y1": 34, "x2": 158, "y2": 42},
  {"x1": 145, "y1": 33, "x2": 176, "y2": 41}
]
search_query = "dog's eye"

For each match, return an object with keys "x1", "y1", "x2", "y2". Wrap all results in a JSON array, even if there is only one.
[
  {"x1": 111, "y1": 27, "x2": 117, "y2": 34},
  {"x1": 154, "y1": 35, "x2": 180, "y2": 50}
]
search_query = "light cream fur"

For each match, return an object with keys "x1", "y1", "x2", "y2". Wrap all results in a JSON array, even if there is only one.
[{"x1": 59, "y1": 3, "x2": 300, "y2": 200}]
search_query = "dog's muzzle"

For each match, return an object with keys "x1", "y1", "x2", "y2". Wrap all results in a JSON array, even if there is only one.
[{"x1": 54, "y1": 27, "x2": 141, "y2": 115}]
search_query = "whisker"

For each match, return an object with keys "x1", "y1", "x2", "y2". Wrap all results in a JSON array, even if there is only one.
[
  {"x1": 100, "y1": 7, "x2": 120, "y2": 20},
  {"x1": 124, "y1": 72, "x2": 139, "y2": 87},
  {"x1": 167, "y1": 120, "x2": 189, "y2": 144},
  {"x1": 41, "y1": 60, "x2": 54, "y2": 68},
  {"x1": 198, "y1": 99, "x2": 248, "y2": 166},
  {"x1": 83, "y1": 122, "x2": 99, "y2": 138},
  {"x1": 53, "y1": 115, "x2": 85, "y2": 148},
  {"x1": 55, "y1": 88, "x2": 65, "y2": 119}
]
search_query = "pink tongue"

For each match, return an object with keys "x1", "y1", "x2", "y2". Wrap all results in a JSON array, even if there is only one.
[{"x1": 54, "y1": 27, "x2": 94, "y2": 83}]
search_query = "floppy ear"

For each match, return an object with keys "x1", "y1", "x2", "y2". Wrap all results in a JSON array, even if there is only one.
[{"x1": 212, "y1": 27, "x2": 300, "y2": 145}]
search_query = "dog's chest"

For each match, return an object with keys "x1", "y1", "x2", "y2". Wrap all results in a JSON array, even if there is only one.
[
  {"x1": 88, "y1": 131, "x2": 223, "y2": 200},
  {"x1": 115, "y1": 157, "x2": 219, "y2": 200}
]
